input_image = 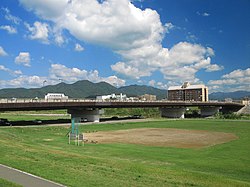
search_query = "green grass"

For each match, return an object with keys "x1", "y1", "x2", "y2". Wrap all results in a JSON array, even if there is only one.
[
  {"x1": 0, "y1": 120, "x2": 250, "y2": 186},
  {"x1": 0, "y1": 178, "x2": 22, "y2": 187},
  {"x1": 0, "y1": 112, "x2": 69, "y2": 121}
]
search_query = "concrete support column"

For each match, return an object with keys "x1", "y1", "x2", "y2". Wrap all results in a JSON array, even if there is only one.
[
  {"x1": 68, "y1": 108, "x2": 103, "y2": 123},
  {"x1": 199, "y1": 106, "x2": 220, "y2": 117},
  {"x1": 160, "y1": 107, "x2": 186, "y2": 118}
]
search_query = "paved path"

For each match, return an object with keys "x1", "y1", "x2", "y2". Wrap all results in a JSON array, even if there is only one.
[{"x1": 0, "y1": 164, "x2": 66, "y2": 187}]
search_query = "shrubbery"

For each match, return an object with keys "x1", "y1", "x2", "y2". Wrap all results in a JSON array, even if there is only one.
[
  {"x1": 104, "y1": 108, "x2": 161, "y2": 118},
  {"x1": 214, "y1": 112, "x2": 247, "y2": 119}
]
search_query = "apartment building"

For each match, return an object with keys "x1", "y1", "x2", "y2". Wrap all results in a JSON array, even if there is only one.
[{"x1": 168, "y1": 82, "x2": 208, "y2": 102}]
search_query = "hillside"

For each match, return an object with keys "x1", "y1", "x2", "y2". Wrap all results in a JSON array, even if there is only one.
[
  {"x1": 209, "y1": 91, "x2": 250, "y2": 100},
  {"x1": 118, "y1": 85, "x2": 166, "y2": 99},
  {"x1": 0, "y1": 80, "x2": 166, "y2": 99}
]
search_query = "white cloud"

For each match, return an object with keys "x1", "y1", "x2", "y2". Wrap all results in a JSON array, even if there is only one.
[
  {"x1": 222, "y1": 68, "x2": 250, "y2": 79},
  {"x1": 197, "y1": 11, "x2": 210, "y2": 17},
  {"x1": 0, "y1": 25, "x2": 17, "y2": 34},
  {"x1": 0, "y1": 46, "x2": 8, "y2": 56},
  {"x1": 75, "y1": 43, "x2": 84, "y2": 52},
  {"x1": 19, "y1": 0, "x2": 223, "y2": 85},
  {"x1": 149, "y1": 80, "x2": 156, "y2": 87},
  {"x1": 186, "y1": 34, "x2": 198, "y2": 42},
  {"x1": 19, "y1": 0, "x2": 69, "y2": 20},
  {"x1": 164, "y1": 22, "x2": 174, "y2": 33},
  {"x1": 103, "y1": 75, "x2": 126, "y2": 87},
  {"x1": 0, "y1": 65, "x2": 22, "y2": 76},
  {"x1": 208, "y1": 68, "x2": 250, "y2": 92},
  {"x1": 111, "y1": 62, "x2": 153, "y2": 79},
  {"x1": 2, "y1": 7, "x2": 22, "y2": 24},
  {"x1": 49, "y1": 64, "x2": 125, "y2": 87},
  {"x1": 0, "y1": 75, "x2": 46, "y2": 88},
  {"x1": 25, "y1": 21, "x2": 50, "y2": 44},
  {"x1": 156, "y1": 82, "x2": 168, "y2": 89},
  {"x1": 202, "y1": 12, "x2": 210, "y2": 17},
  {"x1": 15, "y1": 52, "x2": 31, "y2": 67},
  {"x1": 53, "y1": 29, "x2": 65, "y2": 46},
  {"x1": 0, "y1": 63, "x2": 126, "y2": 88},
  {"x1": 205, "y1": 64, "x2": 224, "y2": 72},
  {"x1": 148, "y1": 80, "x2": 168, "y2": 89},
  {"x1": 0, "y1": 65, "x2": 8, "y2": 71}
]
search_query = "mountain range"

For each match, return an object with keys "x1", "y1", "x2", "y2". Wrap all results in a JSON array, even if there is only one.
[
  {"x1": 209, "y1": 91, "x2": 250, "y2": 100},
  {"x1": 0, "y1": 80, "x2": 249, "y2": 100}
]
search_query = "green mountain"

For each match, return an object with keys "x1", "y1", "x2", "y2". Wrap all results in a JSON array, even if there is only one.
[
  {"x1": 0, "y1": 80, "x2": 167, "y2": 99},
  {"x1": 209, "y1": 91, "x2": 250, "y2": 100},
  {"x1": 119, "y1": 85, "x2": 166, "y2": 99}
]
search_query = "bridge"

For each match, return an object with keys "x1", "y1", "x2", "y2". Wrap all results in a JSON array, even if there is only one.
[{"x1": 0, "y1": 99, "x2": 244, "y2": 122}]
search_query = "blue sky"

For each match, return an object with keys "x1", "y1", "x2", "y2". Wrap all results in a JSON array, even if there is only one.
[{"x1": 0, "y1": 0, "x2": 249, "y2": 92}]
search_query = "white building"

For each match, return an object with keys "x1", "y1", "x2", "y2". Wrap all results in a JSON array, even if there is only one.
[
  {"x1": 45, "y1": 93, "x2": 68, "y2": 100},
  {"x1": 96, "y1": 93, "x2": 127, "y2": 101}
]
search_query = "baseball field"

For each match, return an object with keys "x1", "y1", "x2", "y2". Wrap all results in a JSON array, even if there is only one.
[{"x1": 0, "y1": 119, "x2": 249, "y2": 186}]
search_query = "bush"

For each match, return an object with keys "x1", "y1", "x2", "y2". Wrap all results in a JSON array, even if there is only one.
[
  {"x1": 214, "y1": 112, "x2": 242, "y2": 119},
  {"x1": 104, "y1": 108, "x2": 161, "y2": 118}
]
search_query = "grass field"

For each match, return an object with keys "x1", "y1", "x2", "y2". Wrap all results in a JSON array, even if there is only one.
[
  {"x1": 0, "y1": 111, "x2": 69, "y2": 121},
  {"x1": 0, "y1": 178, "x2": 22, "y2": 187},
  {"x1": 0, "y1": 119, "x2": 250, "y2": 186}
]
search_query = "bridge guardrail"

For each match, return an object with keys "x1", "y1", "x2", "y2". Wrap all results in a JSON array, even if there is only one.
[{"x1": 0, "y1": 98, "x2": 244, "y2": 105}]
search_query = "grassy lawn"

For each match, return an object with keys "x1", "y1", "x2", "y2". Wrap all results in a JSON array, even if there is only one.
[
  {"x1": 0, "y1": 111, "x2": 69, "y2": 121},
  {"x1": 0, "y1": 178, "x2": 22, "y2": 187},
  {"x1": 0, "y1": 119, "x2": 249, "y2": 186}
]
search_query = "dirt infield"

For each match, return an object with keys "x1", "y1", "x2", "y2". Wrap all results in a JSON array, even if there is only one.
[{"x1": 84, "y1": 128, "x2": 238, "y2": 148}]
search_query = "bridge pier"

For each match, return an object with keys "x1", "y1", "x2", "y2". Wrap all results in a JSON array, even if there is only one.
[
  {"x1": 160, "y1": 107, "x2": 186, "y2": 118},
  {"x1": 68, "y1": 108, "x2": 103, "y2": 123},
  {"x1": 199, "y1": 106, "x2": 220, "y2": 117}
]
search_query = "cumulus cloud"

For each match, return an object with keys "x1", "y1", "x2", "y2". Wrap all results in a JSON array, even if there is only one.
[
  {"x1": 111, "y1": 62, "x2": 153, "y2": 79},
  {"x1": 208, "y1": 68, "x2": 250, "y2": 92},
  {"x1": 49, "y1": 64, "x2": 125, "y2": 87},
  {"x1": 15, "y1": 52, "x2": 31, "y2": 67},
  {"x1": 0, "y1": 63, "x2": 126, "y2": 88},
  {"x1": 0, "y1": 25, "x2": 17, "y2": 34},
  {"x1": 0, "y1": 46, "x2": 8, "y2": 56},
  {"x1": 75, "y1": 43, "x2": 84, "y2": 52},
  {"x1": 25, "y1": 21, "x2": 50, "y2": 44},
  {"x1": 0, "y1": 75, "x2": 47, "y2": 88},
  {"x1": 19, "y1": 0, "x2": 223, "y2": 85}
]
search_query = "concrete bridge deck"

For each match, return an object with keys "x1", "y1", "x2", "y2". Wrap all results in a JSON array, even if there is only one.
[{"x1": 0, "y1": 99, "x2": 244, "y2": 111}]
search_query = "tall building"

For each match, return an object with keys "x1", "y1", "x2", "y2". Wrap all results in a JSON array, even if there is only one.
[{"x1": 168, "y1": 82, "x2": 208, "y2": 102}]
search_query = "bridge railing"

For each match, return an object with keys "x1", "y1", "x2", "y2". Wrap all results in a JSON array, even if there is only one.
[{"x1": 0, "y1": 98, "x2": 242, "y2": 105}]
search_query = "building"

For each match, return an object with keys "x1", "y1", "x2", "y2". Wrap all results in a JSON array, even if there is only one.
[
  {"x1": 168, "y1": 82, "x2": 208, "y2": 102},
  {"x1": 139, "y1": 94, "x2": 157, "y2": 101},
  {"x1": 96, "y1": 93, "x2": 127, "y2": 101},
  {"x1": 45, "y1": 93, "x2": 69, "y2": 100}
]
